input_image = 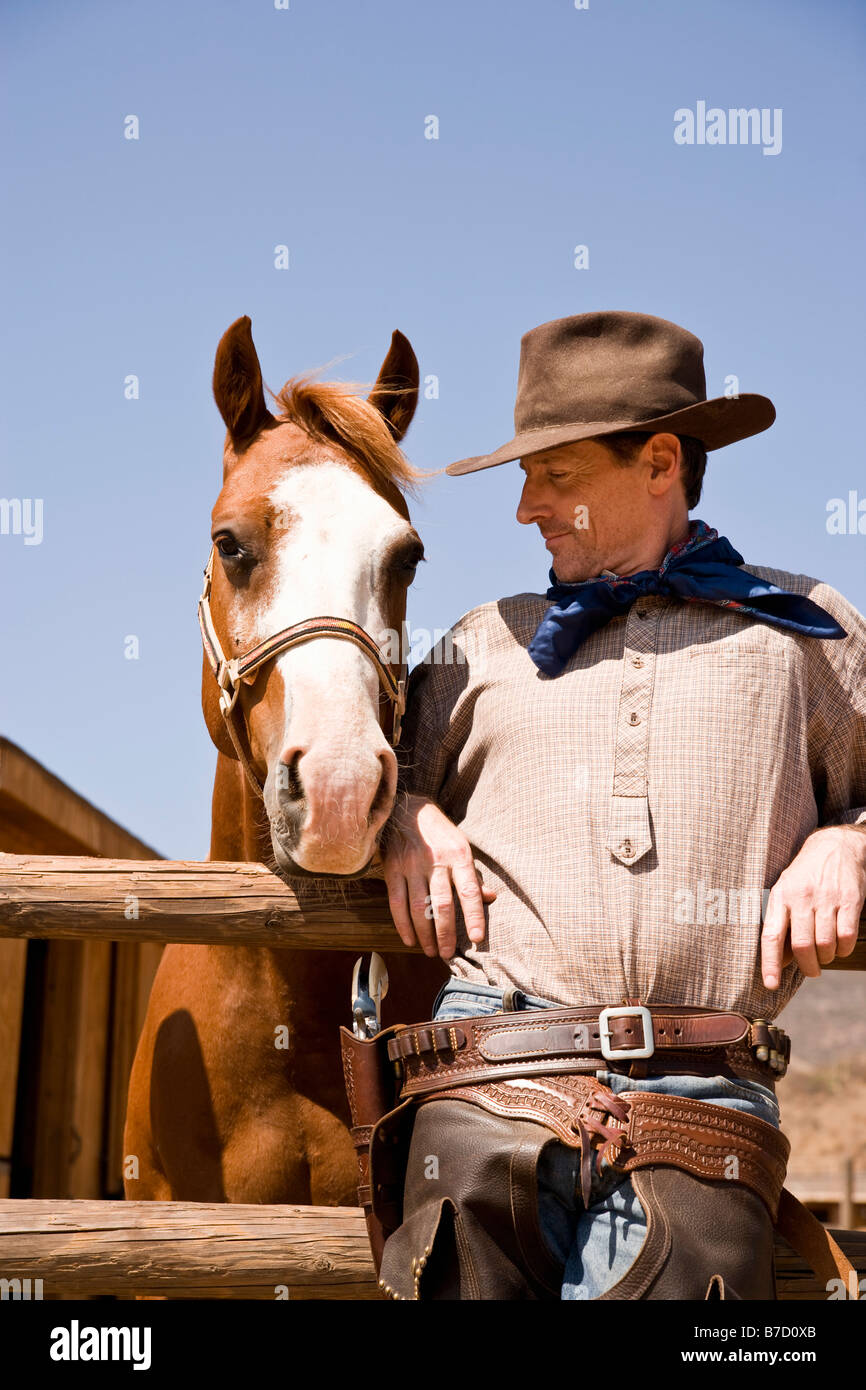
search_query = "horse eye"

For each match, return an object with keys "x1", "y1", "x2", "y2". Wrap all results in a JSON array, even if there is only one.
[
  {"x1": 394, "y1": 546, "x2": 425, "y2": 578},
  {"x1": 215, "y1": 534, "x2": 244, "y2": 560}
]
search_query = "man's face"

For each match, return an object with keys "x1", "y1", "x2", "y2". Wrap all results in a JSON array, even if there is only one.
[{"x1": 515, "y1": 437, "x2": 668, "y2": 582}]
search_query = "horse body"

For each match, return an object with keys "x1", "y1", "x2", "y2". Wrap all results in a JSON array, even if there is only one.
[{"x1": 124, "y1": 319, "x2": 445, "y2": 1204}]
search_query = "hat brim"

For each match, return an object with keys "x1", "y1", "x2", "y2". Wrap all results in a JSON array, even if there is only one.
[{"x1": 444, "y1": 394, "x2": 776, "y2": 476}]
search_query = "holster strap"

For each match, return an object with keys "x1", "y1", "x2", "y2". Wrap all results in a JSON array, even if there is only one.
[{"x1": 775, "y1": 1187, "x2": 862, "y2": 1299}]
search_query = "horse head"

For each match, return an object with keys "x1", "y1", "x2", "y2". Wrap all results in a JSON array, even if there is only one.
[{"x1": 203, "y1": 315, "x2": 426, "y2": 878}]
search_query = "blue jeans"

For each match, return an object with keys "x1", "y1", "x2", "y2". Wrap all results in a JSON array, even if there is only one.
[{"x1": 431, "y1": 978, "x2": 781, "y2": 1301}]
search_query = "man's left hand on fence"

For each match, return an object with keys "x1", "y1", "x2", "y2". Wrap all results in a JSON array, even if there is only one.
[{"x1": 761, "y1": 824, "x2": 866, "y2": 988}]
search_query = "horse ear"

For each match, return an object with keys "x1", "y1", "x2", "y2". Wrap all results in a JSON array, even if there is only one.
[
  {"x1": 367, "y1": 330, "x2": 419, "y2": 443},
  {"x1": 213, "y1": 316, "x2": 275, "y2": 449}
]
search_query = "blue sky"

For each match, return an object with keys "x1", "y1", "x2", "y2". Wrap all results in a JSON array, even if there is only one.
[{"x1": 2, "y1": 0, "x2": 863, "y2": 858}]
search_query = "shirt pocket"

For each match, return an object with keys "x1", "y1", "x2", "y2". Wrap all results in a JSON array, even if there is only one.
[
  {"x1": 686, "y1": 655, "x2": 795, "y2": 728},
  {"x1": 687, "y1": 628, "x2": 794, "y2": 666}
]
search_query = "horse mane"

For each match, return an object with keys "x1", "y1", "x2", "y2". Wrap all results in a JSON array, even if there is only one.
[{"x1": 269, "y1": 375, "x2": 430, "y2": 516}]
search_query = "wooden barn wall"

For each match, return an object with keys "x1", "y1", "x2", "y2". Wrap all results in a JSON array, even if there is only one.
[{"x1": 0, "y1": 737, "x2": 162, "y2": 1200}]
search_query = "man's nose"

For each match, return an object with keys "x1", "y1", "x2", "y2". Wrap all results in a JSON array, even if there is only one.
[{"x1": 516, "y1": 481, "x2": 550, "y2": 524}]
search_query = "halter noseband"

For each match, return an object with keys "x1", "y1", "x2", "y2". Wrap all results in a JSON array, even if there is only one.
[{"x1": 198, "y1": 546, "x2": 407, "y2": 797}]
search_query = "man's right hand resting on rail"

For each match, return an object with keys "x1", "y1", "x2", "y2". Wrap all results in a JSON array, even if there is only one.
[{"x1": 381, "y1": 793, "x2": 495, "y2": 960}]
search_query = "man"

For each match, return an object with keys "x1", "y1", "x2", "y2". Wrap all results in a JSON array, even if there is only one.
[{"x1": 374, "y1": 311, "x2": 866, "y2": 1301}]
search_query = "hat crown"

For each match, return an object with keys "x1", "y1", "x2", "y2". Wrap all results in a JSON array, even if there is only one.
[{"x1": 515, "y1": 311, "x2": 707, "y2": 434}]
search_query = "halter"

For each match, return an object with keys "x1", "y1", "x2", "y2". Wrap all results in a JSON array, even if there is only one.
[{"x1": 198, "y1": 547, "x2": 408, "y2": 798}]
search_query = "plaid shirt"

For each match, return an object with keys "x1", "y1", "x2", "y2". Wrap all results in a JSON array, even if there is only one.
[{"x1": 399, "y1": 563, "x2": 866, "y2": 1018}]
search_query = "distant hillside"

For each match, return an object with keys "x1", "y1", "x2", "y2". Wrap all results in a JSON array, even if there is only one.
[{"x1": 776, "y1": 972, "x2": 865, "y2": 1172}]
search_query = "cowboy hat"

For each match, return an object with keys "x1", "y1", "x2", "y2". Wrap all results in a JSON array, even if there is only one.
[{"x1": 445, "y1": 311, "x2": 776, "y2": 475}]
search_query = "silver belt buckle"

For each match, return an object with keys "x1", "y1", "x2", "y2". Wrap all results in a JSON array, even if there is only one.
[{"x1": 599, "y1": 1005, "x2": 655, "y2": 1060}]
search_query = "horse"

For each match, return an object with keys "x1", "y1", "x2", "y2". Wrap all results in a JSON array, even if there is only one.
[{"x1": 123, "y1": 316, "x2": 446, "y2": 1206}]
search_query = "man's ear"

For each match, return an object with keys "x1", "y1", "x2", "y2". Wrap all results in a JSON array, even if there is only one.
[
  {"x1": 213, "y1": 316, "x2": 275, "y2": 449},
  {"x1": 367, "y1": 330, "x2": 420, "y2": 443},
  {"x1": 646, "y1": 433, "x2": 682, "y2": 492}
]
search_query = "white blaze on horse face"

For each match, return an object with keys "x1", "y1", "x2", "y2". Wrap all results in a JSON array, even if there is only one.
[{"x1": 258, "y1": 461, "x2": 406, "y2": 873}]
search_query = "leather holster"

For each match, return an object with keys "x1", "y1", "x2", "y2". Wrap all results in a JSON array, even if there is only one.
[{"x1": 339, "y1": 1023, "x2": 411, "y2": 1271}]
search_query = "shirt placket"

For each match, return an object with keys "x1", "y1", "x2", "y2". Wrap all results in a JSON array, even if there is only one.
[{"x1": 605, "y1": 598, "x2": 661, "y2": 866}]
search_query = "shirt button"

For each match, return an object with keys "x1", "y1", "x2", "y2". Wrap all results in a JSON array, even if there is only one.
[
  {"x1": 621, "y1": 840, "x2": 633, "y2": 856},
  {"x1": 632, "y1": 656, "x2": 644, "y2": 668},
  {"x1": 636, "y1": 609, "x2": 649, "y2": 619},
  {"x1": 628, "y1": 712, "x2": 641, "y2": 725}
]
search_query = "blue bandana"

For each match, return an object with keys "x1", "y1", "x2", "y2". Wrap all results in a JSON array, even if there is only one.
[{"x1": 528, "y1": 519, "x2": 846, "y2": 677}]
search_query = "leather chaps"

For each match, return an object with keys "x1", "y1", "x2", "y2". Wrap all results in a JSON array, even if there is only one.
[
  {"x1": 373, "y1": 1089, "x2": 780, "y2": 1301},
  {"x1": 340, "y1": 1023, "x2": 860, "y2": 1302}
]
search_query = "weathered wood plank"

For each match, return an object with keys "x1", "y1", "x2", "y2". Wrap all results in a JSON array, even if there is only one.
[
  {"x1": 31, "y1": 941, "x2": 112, "y2": 1200},
  {"x1": 0, "y1": 1199, "x2": 861, "y2": 1299},
  {"x1": 1, "y1": 854, "x2": 863, "y2": 965},
  {"x1": 0, "y1": 940, "x2": 28, "y2": 1197},
  {"x1": 0, "y1": 1199, "x2": 382, "y2": 1298},
  {"x1": 0, "y1": 855, "x2": 409, "y2": 952}
]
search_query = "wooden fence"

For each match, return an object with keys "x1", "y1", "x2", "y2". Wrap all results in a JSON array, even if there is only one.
[
  {"x1": 0, "y1": 1199, "x2": 860, "y2": 1300},
  {"x1": 0, "y1": 851, "x2": 864, "y2": 1301}
]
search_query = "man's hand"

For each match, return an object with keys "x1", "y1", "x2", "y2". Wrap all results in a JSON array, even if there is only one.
[
  {"x1": 381, "y1": 794, "x2": 496, "y2": 959},
  {"x1": 761, "y1": 824, "x2": 866, "y2": 989}
]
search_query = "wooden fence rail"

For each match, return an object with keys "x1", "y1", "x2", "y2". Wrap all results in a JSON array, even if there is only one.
[
  {"x1": 0, "y1": 1200, "x2": 379, "y2": 1299},
  {"x1": 0, "y1": 1199, "x2": 862, "y2": 1300},
  {"x1": 1, "y1": 854, "x2": 864, "y2": 965},
  {"x1": 0, "y1": 855, "x2": 405, "y2": 952}
]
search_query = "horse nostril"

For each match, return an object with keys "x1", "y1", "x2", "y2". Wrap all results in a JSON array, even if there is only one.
[
  {"x1": 370, "y1": 752, "x2": 396, "y2": 819},
  {"x1": 276, "y1": 749, "x2": 304, "y2": 802}
]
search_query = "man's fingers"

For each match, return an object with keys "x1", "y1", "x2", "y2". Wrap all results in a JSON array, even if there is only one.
[
  {"x1": 835, "y1": 898, "x2": 862, "y2": 959},
  {"x1": 790, "y1": 902, "x2": 820, "y2": 978},
  {"x1": 813, "y1": 904, "x2": 839, "y2": 967},
  {"x1": 407, "y1": 872, "x2": 439, "y2": 956},
  {"x1": 427, "y1": 864, "x2": 458, "y2": 960},
  {"x1": 450, "y1": 856, "x2": 489, "y2": 943},
  {"x1": 761, "y1": 894, "x2": 790, "y2": 990},
  {"x1": 383, "y1": 864, "x2": 418, "y2": 949}
]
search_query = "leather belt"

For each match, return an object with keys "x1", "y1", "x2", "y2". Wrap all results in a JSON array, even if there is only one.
[{"x1": 386, "y1": 1002, "x2": 790, "y2": 1096}]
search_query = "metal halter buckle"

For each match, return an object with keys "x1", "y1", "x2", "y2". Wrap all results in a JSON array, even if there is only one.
[
  {"x1": 598, "y1": 1004, "x2": 655, "y2": 1061},
  {"x1": 216, "y1": 661, "x2": 241, "y2": 716}
]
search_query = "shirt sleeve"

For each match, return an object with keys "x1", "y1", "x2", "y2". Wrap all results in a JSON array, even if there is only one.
[
  {"x1": 814, "y1": 698, "x2": 866, "y2": 828},
  {"x1": 808, "y1": 587, "x2": 866, "y2": 829},
  {"x1": 395, "y1": 626, "x2": 474, "y2": 810}
]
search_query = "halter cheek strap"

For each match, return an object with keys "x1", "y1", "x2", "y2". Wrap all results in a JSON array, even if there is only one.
[{"x1": 197, "y1": 547, "x2": 408, "y2": 798}]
